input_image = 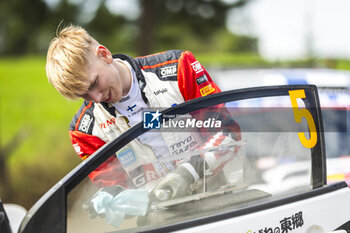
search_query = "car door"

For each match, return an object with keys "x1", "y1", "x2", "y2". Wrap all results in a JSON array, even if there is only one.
[{"x1": 19, "y1": 85, "x2": 330, "y2": 233}]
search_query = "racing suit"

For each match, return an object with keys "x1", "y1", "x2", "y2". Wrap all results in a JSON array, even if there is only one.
[{"x1": 69, "y1": 50, "x2": 241, "y2": 189}]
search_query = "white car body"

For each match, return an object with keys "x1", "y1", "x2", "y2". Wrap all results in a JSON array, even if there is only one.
[
  {"x1": 177, "y1": 187, "x2": 350, "y2": 233},
  {"x1": 2, "y1": 79, "x2": 350, "y2": 233}
]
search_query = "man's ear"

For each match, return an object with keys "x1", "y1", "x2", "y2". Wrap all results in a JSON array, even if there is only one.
[{"x1": 96, "y1": 45, "x2": 113, "y2": 64}]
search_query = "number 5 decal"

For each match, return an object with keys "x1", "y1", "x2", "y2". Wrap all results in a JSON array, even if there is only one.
[{"x1": 289, "y1": 89, "x2": 317, "y2": 148}]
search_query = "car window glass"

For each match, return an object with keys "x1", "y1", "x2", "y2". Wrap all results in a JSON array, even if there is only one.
[{"x1": 67, "y1": 94, "x2": 314, "y2": 233}]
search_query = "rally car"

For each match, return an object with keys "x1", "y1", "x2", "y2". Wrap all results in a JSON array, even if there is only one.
[
  {"x1": 1, "y1": 84, "x2": 350, "y2": 233},
  {"x1": 211, "y1": 68, "x2": 350, "y2": 186}
]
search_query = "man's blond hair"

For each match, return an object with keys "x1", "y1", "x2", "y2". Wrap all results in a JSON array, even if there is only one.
[{"x1": 46, "y1": 24, "x2": 97, "y2": 99}]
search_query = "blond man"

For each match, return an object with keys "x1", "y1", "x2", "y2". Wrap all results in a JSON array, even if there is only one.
[{"x1": 46, "y1": 24, "x2": 241, "y2": 207}]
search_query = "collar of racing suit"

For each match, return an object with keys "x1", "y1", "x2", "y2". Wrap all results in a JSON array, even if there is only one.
[
  {"x1": 112, "y1": 54, "x2": 148, "y2": 103},
  {"x1": 100, "y1": 54, "x2": 149, "y2": 115}
]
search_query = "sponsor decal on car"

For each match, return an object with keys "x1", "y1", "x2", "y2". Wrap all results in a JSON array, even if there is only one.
[
  {"x1": 246, "y1": 211, "x2": 304, "y2": 233},
  {"x1": 328, "y1": 173, "x2": 350, "y2": 186}
]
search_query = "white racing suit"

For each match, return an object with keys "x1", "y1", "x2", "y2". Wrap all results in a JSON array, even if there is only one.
[{"x1": 69, "y1": 50, "x2": 241, "y2": 191}]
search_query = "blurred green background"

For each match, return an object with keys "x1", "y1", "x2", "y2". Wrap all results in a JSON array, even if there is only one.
[{"x1": 1, "y1": 0, "x2": 350, "y2": 210}]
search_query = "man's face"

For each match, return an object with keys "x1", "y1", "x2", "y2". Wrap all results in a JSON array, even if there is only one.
[{"x1": 81, "y1": 46, "x2": 126, "y2": 103}]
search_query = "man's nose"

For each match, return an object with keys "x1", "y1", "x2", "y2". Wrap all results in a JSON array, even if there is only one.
[{"x1": 88, "y1": 90, "x2": 103, "y2": 103}]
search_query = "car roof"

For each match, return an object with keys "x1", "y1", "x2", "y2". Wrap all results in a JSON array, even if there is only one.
[
  {"x1": 212, "y1": 68, "x2": 350, "y2": 89},
  {"x1": 211, "y1": 68, "x2": 350, "y2": 108}
]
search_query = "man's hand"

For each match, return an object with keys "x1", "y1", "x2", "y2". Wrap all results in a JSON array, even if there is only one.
[
  {"x1": 82, "y1": 185, "x2": 124, "y2": 219},
  {"x1": 151, "y1": 165, "x2": 195, "y2": 201}
]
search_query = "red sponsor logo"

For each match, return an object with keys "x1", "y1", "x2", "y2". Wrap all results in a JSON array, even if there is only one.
[
  {"x1": 131, "y1": 163, "x2": 160, "y2": 187},
  {"x1": 73, "y1": 143, "x2": 83, "y2": 155},
  {"x1": 143, "y1": 163, "x2": 159, "y2": 182},
  {"x1": 191, "y1": 61, "x2": 204, "y2": 74},
  {"x1": 100, "y1": 118, "x2": 116, "y2": 129}
]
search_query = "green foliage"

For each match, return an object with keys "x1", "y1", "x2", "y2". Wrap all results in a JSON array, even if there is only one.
[
  {"x1": 0, "y1": 0, "x2": 48, "y2": 54},
  {"x1": 0, "y1": 56, "x2": 82, "y2": 208},
  {"x1": 0, "y1": 0, "x2": 256, "y2": 56},
  {"x1": 85, "y1": 5, "x2": 135, "y2": 54},
  {"x1": 333, "y1": 59, "x2": 350, "y2": 70},
  {"x1": 146, "y1": 0, "x2": 257, "y2": 55}
]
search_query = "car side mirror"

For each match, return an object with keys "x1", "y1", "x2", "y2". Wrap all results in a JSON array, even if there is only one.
[{"x1": 0, "y1": 199, "x2": 12, "y2": 233}]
